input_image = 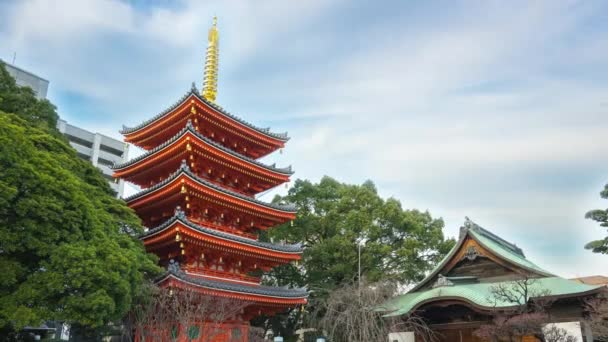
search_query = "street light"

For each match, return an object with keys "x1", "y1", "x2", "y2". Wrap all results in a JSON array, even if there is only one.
[
  {"x1": 316, "y1": 338, "x2": 326, "y2": 342},
  {"x1": 357, "y1": 237, "x2": 367, "y2": 291},
  {"x1": 273, "y1": 337, "x2": 284, "y2": 342}
]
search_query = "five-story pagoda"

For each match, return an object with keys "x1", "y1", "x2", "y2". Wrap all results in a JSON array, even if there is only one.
[{"x1": 113, "y1": 17, "x2": 307, "y2": 341}]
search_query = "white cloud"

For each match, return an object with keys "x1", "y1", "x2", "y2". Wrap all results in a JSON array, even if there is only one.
[{"x1": 2, "y1": 0, "x2": 608, "y2": 276}]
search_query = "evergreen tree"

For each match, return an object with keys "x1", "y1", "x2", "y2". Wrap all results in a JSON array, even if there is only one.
[
  {"x1": 0, "y1": 64, "x2": 161, "y2": 333},
  {"x1": 585, "y1": 184, "x2": 608, "y2": 254},
  {"x1": 257, "y1": 176, "x2": 455, "y2": 337}
]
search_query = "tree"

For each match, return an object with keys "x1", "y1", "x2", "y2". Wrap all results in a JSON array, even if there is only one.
[
  {"x1": 0, "y1": 63, "x2": 58, "y2": 131},
  {"x1": 259, "y1": 177, "x2": 455, "y2": 338},
  {"x1": 584, "y1": 293, "x2": 608, "y2": 341},
  {"x1": 124, "y1": 284, "x2": 250, "y2": 341},
  {"x1": 474, "y1": 275, "x2": 576, "y2": 342},
  {"x1": 311, "y1": 280, "x2": 435, "y2": 342},
  {"x1": 585, "y1": 184, "x2": 608, "y2": 254},
  {"x1": 0, "y1": 67, "x2": 161, "y2": 333}
]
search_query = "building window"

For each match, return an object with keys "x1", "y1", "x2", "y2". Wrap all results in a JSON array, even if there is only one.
[
  {"x1": 97, "y1": 157, "x2": 114, "y2": 167},
  {"x1": 99, "y1": 144, "x2": 123, "y2": 157},
  {"x1": 65, "y1": 134, "x2": 93, "y2": 148}
]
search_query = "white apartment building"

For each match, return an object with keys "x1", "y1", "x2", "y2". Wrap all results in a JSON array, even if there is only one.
[
  {"x1": 57, "y1": 119, "x2": 128, "y2": 197},
  {"x1": 2, "y1": 59, "x2": 49, "y2": 99}
]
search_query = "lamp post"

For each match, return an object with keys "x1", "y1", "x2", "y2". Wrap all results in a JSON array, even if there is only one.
[{"x1": 357, "y1": 238, "x2": 366, "y2": 291}]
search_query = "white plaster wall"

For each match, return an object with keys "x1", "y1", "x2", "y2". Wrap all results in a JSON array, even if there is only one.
[{"x1": 388, "y1": 331, "x2": 415, "y2": 342}]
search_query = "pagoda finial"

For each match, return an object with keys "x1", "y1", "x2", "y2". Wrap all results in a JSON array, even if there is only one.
[{"x1": 202, "y1": 16, "x2": 219, "y2": 103}]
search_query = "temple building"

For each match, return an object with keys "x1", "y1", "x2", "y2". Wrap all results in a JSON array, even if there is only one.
[
  {"x1": 382, "y1": 219, "x2": 607, "y2": 342},
  {"x1": 113, "y1": 18, "x2": 307, "y2": 341}
]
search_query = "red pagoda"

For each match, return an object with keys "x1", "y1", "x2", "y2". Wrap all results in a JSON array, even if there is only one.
[{"x1": 113, "y1": 17, "x2": 307, "y2": 341}]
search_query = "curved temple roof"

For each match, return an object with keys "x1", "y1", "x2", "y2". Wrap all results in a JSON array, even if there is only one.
[
  {"x1": 160, "y1": 260, "x2": 308, "y2": 299},
  {"x1": 124, "y1": 160, "x2": 297, "y2": 213},
  {"x1": 379, "y1": 218, "x2": 605, "y2": 317},
  {"x1": 113, "y1": 120, "x2": 293, "y2": 175},
  {"x1": 120, "y1": 83, "x2": 289, "y2": 141},
  {"x1": 142, "y1": 208, "x2": 303, "y2": 254},
  {"x1": 409, "y1": 218, "x2": 553, "y2": 293},
  {"x1": 381, "y1": 276, "x2": 602, "y2": 317}
]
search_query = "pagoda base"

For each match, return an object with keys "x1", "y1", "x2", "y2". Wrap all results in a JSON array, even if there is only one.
[{"x1": 135, "y1": 321, "x2": 249, "y2": 342}]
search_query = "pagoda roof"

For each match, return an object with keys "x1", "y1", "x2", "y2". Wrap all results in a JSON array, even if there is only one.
[
  {"x1": 160, "y1": 260, "x2": 308, "y2": 299},
  {"x1": 112, "y1": 120, "x2": 293, "y2": 175},
  {"x1": 142, "y1": 208, "x2": 303, "y2": 254},
  {"x1": 379, "y1": 218, "x2": 606, "y2": 317},
  {"x1": 124, "y1": 160, "x2": 297, "y2": 213},
  {"x1": 120, "y1": 83, "x2": 289, "y2": 141}
]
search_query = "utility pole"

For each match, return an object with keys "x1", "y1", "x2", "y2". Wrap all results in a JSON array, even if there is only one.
[
  {"x1": 357, "y1": 238, "x2": 366, "y2": 294},
  {"x1": 358, "y1": 242, "x2": 362, "y2": 291}
]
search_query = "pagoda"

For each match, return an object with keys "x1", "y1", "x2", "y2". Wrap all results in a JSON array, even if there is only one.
[{"x1": 114, "y1": 17, "x2": 307, "y2": 341}]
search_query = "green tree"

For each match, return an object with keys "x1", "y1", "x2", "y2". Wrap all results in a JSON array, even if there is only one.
[
  {"x1": 0, "y1": 63, "x2": 58, "y2": 131},
  {"x1": 258, "y1": 177, "x2": 455, "y2": 338},
  {"x1": 585, "y1": 184, "x2": 608, "y2": 254},
  {"x1": 0, "y1": 64, "x2": 161, "y2": 333}
]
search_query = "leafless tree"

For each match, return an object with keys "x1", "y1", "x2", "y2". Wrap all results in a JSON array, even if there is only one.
[
  {"x1": 309, "y1": 280, "x2": 435, "y2": 342},
  {"x1": 543, "y1": 324, "x2": 577, "y2": 342},
  {"x1": 124, "y1": 285, "x2": 250, "y2": 341},
  {"x1": 584, "y1": 292, "x2": 608, "y2": 341},
  {"x1": 474, "y1": 274, "x2": 576, "y2": 342}
]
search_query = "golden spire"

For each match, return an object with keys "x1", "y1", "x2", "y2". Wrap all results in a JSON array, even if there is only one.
[{"x1": 202, "y1": 16, "x2": 219, "y2": 102}]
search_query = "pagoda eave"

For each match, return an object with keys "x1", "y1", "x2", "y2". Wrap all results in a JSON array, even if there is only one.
[
  {"x1": 125, "y1": 168, "x2": 296, "y2": 222},
  {"x1": 113, "y1": 124, "x2": 292, "y2": 192},
  {"x1": 158, "y1": 271, "x2": 307, "y2": 306},
  {"x1": 141, "y1": 215, "x2": 302, "y2": 262},
  {"x1": 121, "y1": 88, "x2": 288, "y2": 156}
]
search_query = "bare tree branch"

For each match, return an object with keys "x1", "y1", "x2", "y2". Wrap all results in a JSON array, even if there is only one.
[
  {"x1": 123, "y1": 285, "x2": 250, "y2": 341},
  {"x1": 308, "y1": 280, "x2": 436, "y2": 342}
]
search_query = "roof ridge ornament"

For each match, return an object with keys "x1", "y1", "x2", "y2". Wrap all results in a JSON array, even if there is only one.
[
  {"x1": 168, "y1": 259, "x2": 182, "y2": 274},
  {"x1": 179, "y1": 159, "x2": 190, "y2": 171},
  {"x1": 432, "y1": 274, "x2": 454, "y2": 288},
  {"x1": 185, "y1": 119, "x2": 194, "y2": 129},
  {"x1": 174, "y1": 206, "x2": 186, "y2": 219},
  {"x1": 464, "y1": 218, "x2": 526, "y2": 257}
]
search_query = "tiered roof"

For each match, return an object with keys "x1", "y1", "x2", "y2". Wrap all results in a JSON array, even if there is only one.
[{"x1": 118, "y1": 79, "x2": 306, "y2": 314}]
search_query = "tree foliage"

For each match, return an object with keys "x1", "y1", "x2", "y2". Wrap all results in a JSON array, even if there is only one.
[
  {"x1": 0, "y1": 64, "x2": 161, "y2": 331},
  {"x1": 585, "y1": 184, "x2": 608, "y2": 254},
  {"x1": 260, "y1": 177, "x2": 455, "y2": 337},
  {"x1": 0, "y1": 63, "x2": 58, "y2": 131},
  {"x1": 269, "y1": 177, "x2": 454, "y2": 289}
]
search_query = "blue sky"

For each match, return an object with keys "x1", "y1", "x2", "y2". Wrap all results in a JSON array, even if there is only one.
[{"x1": 1, "y1": 0, "x2": 607, "y2": 278}]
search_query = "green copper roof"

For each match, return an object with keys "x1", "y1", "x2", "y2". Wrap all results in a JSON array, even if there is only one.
[
  {"x1": 381, "y1": 276, "x2": 602, "y2": 317},
  {"x1": 410, "y1": 219, "x2": 552, "y2": 292},
  {"x1": 380, "y1": 219, "x2": 605, "y2": 318},
  {"x1": 468, "y1": 227, "x2": 552, "y2": 277}
]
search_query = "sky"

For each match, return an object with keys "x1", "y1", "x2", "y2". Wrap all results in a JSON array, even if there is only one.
[{"x1": 1, "y1": 0, "x2": 607, "y2": 278}]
